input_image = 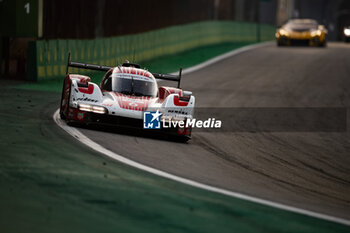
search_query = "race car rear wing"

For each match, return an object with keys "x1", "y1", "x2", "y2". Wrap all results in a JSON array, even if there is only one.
[
  {"x1": 152, "y1": 70, "x2": 182, "y2": 88},
  {"x1": 66, "y1": 53, "x2": 183, "y2": 88}
]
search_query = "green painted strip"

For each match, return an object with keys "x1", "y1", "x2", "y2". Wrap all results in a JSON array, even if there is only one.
[{"x1": 18, "y1": 41, "x2": 255, "y2": 92}]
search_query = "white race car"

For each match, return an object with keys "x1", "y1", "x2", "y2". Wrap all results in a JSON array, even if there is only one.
[{"x1": 60, "y1": 54, "x2": 195, "y2": 141}]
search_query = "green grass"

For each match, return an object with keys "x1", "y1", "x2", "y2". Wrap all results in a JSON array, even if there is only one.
[
  {"x1": 16, "y1": 42, "x2": 254, "y2": 93},
  {"x1": 141, "y1": 41, "x2": 254, "y2": 73}
]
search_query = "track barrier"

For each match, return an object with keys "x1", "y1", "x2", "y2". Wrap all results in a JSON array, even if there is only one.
[{"x1": 27, "y1": 21, "x2": 275, "y2": 81}]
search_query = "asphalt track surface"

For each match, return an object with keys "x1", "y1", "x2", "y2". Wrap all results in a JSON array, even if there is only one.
[{"x1": 78, "y1": 43, "x2": 350, "y2": 220}]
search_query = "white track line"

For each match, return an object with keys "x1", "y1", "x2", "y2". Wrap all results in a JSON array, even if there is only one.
[
  {"x1": 53, "y1": 42, "x2": 350, "y2": 226},
  {"x1": 170, "y1": 41, "x2": 273, "y2": 75},
  {"x1": 53, "y1": 111, "x2": 350, "y2": 226}
]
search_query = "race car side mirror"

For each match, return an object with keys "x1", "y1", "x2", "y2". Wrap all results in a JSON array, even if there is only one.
[{"x1": 183, "y1": 91, "x2": 192, "y2": 97}]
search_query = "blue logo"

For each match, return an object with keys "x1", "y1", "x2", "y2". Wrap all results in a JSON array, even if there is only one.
[{"x1": 143, "y1": 110, "x2": 162, "y2": 129}]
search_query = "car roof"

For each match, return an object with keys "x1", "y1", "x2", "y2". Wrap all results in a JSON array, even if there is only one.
[
  {"x1": 288, "y1": 19, "x2": 318, "y2": 25},
  {"x1": 112, "y1": 66, "x2": 156, "y2": 81}
]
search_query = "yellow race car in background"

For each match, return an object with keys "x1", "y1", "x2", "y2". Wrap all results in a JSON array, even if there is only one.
[{"x1": 276, "y1": 19, "x2": 327, "y2": 47}]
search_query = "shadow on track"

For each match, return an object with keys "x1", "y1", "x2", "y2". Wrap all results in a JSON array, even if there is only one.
[{"x1": 67, "y1": 121, "x2": 190, "y2": 143}]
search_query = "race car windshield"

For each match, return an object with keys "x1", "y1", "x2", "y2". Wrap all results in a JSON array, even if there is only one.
[
  {"x1": 285, "y1": 20, "x2": 318, "y2": 30},
  {"x1": 112, "y1": 74, "x2": 157, "y2": 97}
]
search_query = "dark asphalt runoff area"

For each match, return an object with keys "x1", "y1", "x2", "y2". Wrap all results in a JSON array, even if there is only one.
[{"x1": 79, "y1": 43, "x2": 350, "y2": 220}]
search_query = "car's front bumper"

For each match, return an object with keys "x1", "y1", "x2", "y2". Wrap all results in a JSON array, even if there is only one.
[
  {"x1": 65, "y1": 107, "x2": 192, "y2": 137},
  {"x1": 276, "y1": 32, "x2": 325, "y2": 46}
]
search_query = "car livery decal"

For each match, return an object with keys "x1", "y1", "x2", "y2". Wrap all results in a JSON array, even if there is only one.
[
  {"x1": 112, "y1": 92, "x2": 154, "y2": 111},
  {"x1": 119, "y1": 67, "x2": 153, "y2": 78},
  {"x1": 78, "y1": 84, "x2": 94, "y2": 94}
]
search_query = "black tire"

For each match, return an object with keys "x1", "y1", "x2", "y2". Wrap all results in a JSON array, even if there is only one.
[
  {"x1": 67, "y1": 120, "x2": 80, "y2": 127},
  {"x1": 319, "y1": 40, "x2": 327, "y2": 47},
  {"x1": 60, "y1": 111, "x2": 66, "y2": 120},
  {"x1": 176, "y1": 136, "x2": 191, "y2": 143}
]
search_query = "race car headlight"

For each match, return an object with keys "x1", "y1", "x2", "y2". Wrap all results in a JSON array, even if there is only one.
[
  {"x1": 78, "y1": 104, "x2": 107, "y2": 114},
  {"x1": 311, "y1": 30, "x2": 322, "y2": 37},
  {"x1": 344, "y1": 28, "x2": 350, "y2": 36},
  {"x1": 92, "y1": 106, "x2": 107, "y2": 114},
  {"x1": 279, "y1": 29, "x2": 289, "y2": 36}
]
